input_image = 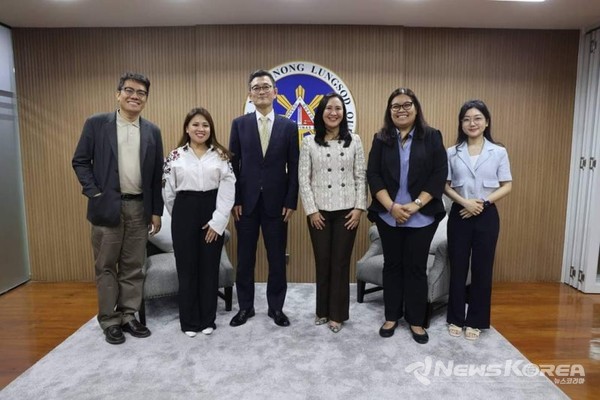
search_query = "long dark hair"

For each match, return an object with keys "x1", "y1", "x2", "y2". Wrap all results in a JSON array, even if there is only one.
[
  {"x1": 456, "y1": 100, "x2": 498, "y2": 146},
  {"x1": 177, "y1": 107, "x2": 232, "y2": 159},
  {"x1": 313, "y1": 93, "x2": 352, "y2": 148},
  {"x1": 377, "y1": 87, "x2": 428, "y2": 144}
]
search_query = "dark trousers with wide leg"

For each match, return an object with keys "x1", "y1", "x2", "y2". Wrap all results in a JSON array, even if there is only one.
[
  {"x1": 446, "y1": 203, "x2": 499, "y2": 329},
  {"x1": 235, "y1": 194, "x2": 288, "y2": 312},
  {"x1": 307, "y1": 209, "x2": 358, "y2": 323},
  {"x1": 376, "y1": 217, "x2": 438, "y2": 326},
  {"x1": 171, "y1": 190, "x2": 223, "y2": 332}
]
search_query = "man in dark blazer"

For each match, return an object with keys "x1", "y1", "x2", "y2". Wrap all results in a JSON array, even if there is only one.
[
  {"x1": 72, "y1": 72, "x2": 164, "y2": 344},
  {"x1": 229, "y1": 69, "x2": 299, "y2": 327}
]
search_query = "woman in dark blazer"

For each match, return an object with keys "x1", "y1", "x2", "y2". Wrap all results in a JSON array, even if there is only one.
[{"x1": 366, "y1": 88, "x2": 447, "y2": 344}]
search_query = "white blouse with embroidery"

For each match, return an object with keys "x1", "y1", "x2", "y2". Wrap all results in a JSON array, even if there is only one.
[
  {"x1": 298, "y1": 133, "x2": 367, "y2": 216},
  {"x1": 162, "y1": 144, "x2": 236, "y2": 235}
]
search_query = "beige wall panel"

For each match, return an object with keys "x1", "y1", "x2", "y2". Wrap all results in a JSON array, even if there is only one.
[
  {"x1": 13, "y1": 27, "x2": 196, "y2": 281},
  {"x1": 404, "y1": 28, "x2": 579, "y2": 281},
  {"x1": 13, "y1": 25, "x2": 578, "y2": 282}
]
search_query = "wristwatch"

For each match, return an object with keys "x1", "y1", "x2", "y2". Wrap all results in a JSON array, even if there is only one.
[
  {"x1": 482, "y1": 200, "x2": 491, "y2": 209},
  {"x1": 414, "y1": 198, "x2": 423, "y2": 208}
]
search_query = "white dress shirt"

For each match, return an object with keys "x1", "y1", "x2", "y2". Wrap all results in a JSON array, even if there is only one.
[
  {"x1": 298, "y1": 133, "x2": 367, "y2": 215},
  {"x1": 162, "y1": 144, "x2": 236, "y2": 235},
  {"x1": 447, "y1": 139, "x2": 512, "y2": 200}
]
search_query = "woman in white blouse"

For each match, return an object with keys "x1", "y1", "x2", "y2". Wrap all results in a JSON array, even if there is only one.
[
  {"x1": 299, "y1": 93, "x2": 367, "y2": 333},
  {"x1": 162, "y1": 107, "x2": 236, "y2": 337},
  {"x1": 444, "y1": 100, "x2": 512, "y2": 340}
]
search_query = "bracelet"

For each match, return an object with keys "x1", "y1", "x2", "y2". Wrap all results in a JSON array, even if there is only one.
[{"x1": 389, "y1": 202, "x2": 396, "y2": 213}]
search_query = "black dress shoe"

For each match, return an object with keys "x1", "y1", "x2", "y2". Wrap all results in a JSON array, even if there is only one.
[
  {"x1": 379, "y1": 321, "x2": 398, "y2": 338},
  {"x1": 230, "y1": 308, "x2": 255, "y2": 327},
  {"x1": 122, "y1": 319, "x2": 151, "y2": 338},
  {"x1": 268, "y1": 310, "x2": 290, "y2": 327},
  {"x1": 410, "y1": 326, "x2": 429, "y2": 344},
  {"x1": 104, "y1": 325, "x2": 125, "y2": 345}
]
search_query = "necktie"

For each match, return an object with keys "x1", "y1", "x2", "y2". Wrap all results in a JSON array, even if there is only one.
[{"x1": 259, "y1": 116, "x2": 269, "y2": 156}]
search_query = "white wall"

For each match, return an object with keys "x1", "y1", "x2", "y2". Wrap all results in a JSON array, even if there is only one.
[{"x1": 0, "y1": 24, "x2": 30, "y2": 293}]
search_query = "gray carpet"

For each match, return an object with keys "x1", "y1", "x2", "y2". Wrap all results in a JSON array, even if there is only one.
[{"x1": 1, "y1": 284, "x2": 568, "y2": 400}]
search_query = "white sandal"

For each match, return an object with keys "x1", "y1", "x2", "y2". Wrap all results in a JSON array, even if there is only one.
[
  {"x1": 465, "y1": 327, "x2": 481, "y2": 340},
  {"x1": 448, "y1": 324, "x2": 463, "y2": 337}
]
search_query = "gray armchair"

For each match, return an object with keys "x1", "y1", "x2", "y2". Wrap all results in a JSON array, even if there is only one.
[
  {"x1": 356, "y1": 215, "x2": 451, "y2": 328},
  {"x1": 138, "y1": 210, "x2": 234, "y2": 325}
]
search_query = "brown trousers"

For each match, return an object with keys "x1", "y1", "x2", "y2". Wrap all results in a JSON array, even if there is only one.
[
  {"x1": 91, "y1": 199, "x2": 148, "y2": 330},
  {"x1": 307, "y1": 209, "x2": 357, "y2": 323}
]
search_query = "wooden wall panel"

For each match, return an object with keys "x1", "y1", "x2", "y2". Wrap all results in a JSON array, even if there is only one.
[
  {"x1": 404, "y1": 28, "x2": 579, "y2": 281},
  {"x1": 12, "y1": 25, "x2": 578, "y2": 282},
  {"x1": 13, "y1": 27, "x2": 197, "y2": 281}
]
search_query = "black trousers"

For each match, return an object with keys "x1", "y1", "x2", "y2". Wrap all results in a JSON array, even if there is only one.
[
  {"x1": 446, "y1": 203, "x2": 499, "y2": 329},
  {"x1": 307, "y1": 209, "x2": 358, "y2": 322},
  {"x1": 235, "y1": 194, "x2": 288, "y2": 312},
  {"x1": 375, "y1": 217, "x2": 438, "y2": 326},
  {"x1": 171, "y1": 190, "x2": 224, "y2": 332}
]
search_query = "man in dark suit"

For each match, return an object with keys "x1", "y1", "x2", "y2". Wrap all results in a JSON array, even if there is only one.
[
  {"x1": 229, "y1": 69, "x2": 299, "y2": 327},
  {"x1": 72, "y1": 72, "x2": 164, "y2": 344}
]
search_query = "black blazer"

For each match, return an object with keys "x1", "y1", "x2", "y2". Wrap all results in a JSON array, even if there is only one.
[
  {"x1": 229, "y1": 112, "x2": 299, "y2": 217},
  {"x1": 72, "y1": 112, "x2": 164, "y2": 227},
  {"x1": 366, "y1": 126, "x2": 448, "y2": 223}
]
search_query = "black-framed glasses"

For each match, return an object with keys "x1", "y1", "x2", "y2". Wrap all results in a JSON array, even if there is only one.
[
  {"x1": 390, "y1": 102, "x2": 413, "y2": 112},
  {"x1": 121, "y1": 87, "x2": 148, "y2": 98},
  {"x1": 250, "y1": 84, "x2": 273, "y2": 94}
]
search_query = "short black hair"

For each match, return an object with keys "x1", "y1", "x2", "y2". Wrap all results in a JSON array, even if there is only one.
[
  {"x1": 117, "y1": 72, "x2": 150, "y2": 94},
  {"x1": 247, "y1": 69, "x2": 276, "y2": 89}
]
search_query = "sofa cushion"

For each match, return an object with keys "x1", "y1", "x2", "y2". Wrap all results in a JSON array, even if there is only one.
[
  {"x1": 143, "y1": 253, "x2": 178, "y2": 299},
  {"x1": 148, "y1": 207, "x2": 173, "y2": 253}
]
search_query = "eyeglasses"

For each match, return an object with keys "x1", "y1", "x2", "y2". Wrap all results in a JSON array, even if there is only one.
[
  {"x1": 461, "y1": 116, "x2": 486, "y2": 125},
  {"x1": 121, "y1": 87, "x2": 148, "y2": 98},
  {"x1": 250, "y1": 84, "x2": 273, "y2": 94},
  {"x1": 390, "y1": 102, "x2": 413, "y2": 112}
]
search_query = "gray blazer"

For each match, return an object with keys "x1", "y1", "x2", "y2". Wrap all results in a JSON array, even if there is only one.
[{"x1": 72, "y1": 112, "x2": 164, "y2": 226}]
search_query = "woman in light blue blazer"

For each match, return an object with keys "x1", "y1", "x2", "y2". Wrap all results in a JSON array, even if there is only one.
[{"x1": 444, "y1": 100, "x2": 512, "y2": 340}]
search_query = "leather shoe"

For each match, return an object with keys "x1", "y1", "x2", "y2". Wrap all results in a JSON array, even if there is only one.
[
  {"x1": 268, "y1": 309, "x2": 290, "y2": 327},
  {"x1": 121, "y1": 319, "x2": 151, "y2": 338},
  {"x1": 230, "y1": 308, "x2": 255, "y2": 327},
  {"x1": 104, "y1": 325, "x2": 125, "y2": 345},
  {"x1": 410, "y1": 326, "x2": 429, "y2": 344},
  {"x1": 379, "y1": 321, "x2": 398, "y2": 338}
]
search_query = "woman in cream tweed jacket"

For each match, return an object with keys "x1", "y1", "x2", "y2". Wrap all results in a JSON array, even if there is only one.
[{"x1": 298, "y1": 92, "x2": 367, "y2": 333}]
